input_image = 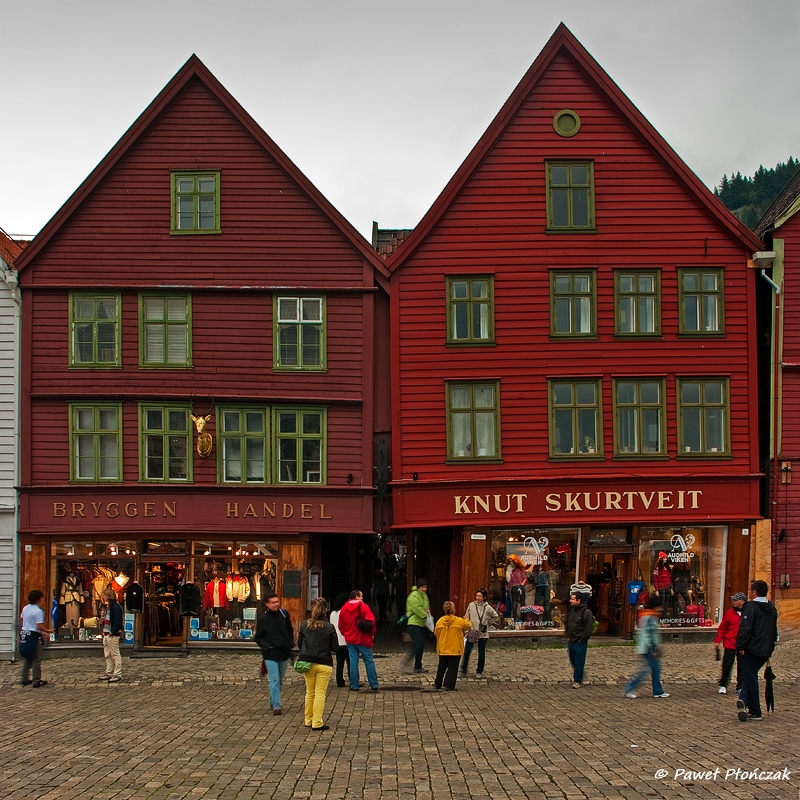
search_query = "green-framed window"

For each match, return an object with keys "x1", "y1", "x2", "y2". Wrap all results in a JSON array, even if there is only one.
[
  {"x1": 140, "y1": 294, "x2": 192, "y2": 367},
  {"x1": 615, "y1": 271, "x2": 660, "y2": 335},
  {"x1": 550, "y1": 380, "x2": 602, "y2": 457},
  {"x1": 171, "y1": 171, "x2": 220, "y2": 233},
  {"x1": 69, "y1": 294, "x2": 121, "y2": 367},
  {"x1": 678, "y1": 378, "x2": 729, "y2": 455},
  {"x1": 140, "y1": 405, "x2": 191, "y2": 482},
  {"x1": 446, "y1": 382, "x2": 500, "y2": 460},
  {"x1": 274, "y1": 296, "x2": 325, "y2": 370},
  {"x1": 614, "y1": 379, "x2": 665, "y2": 456},
  {"x1": 546, "y1": 161, "x2": 595, "y2": 231},
  {"x1": 446, "y1": 276, "x2": 494, "y2": 344},
  {"x1": 219, "y1": 407, "x2": 269, "y2": 484},
  {"x1": 679, "y1": 269, "x2": 724, "y2": 334},
  {"x1": 274, "y1": 408, "x2": 326, "y2": 484},
  {"x1": 551, "y1": 271, "x2": 595, "y2": 336},
  {"x1": 70, "y1": 404, "x2": 122, "y2": 482}
]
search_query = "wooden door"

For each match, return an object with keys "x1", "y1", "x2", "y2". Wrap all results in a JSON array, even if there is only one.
[
  {"x1": 460, "y1": 529, "x2": 491, "y2": 614},
  {"x1": 20, "y1": 542, "x2": 47, "y2": 612},
  {"x1": 725, "y1": 525, "x2": 752, "y2": 613},
  {"x1": 279, "y1": 542, "x2": 307, "y2": 628}
]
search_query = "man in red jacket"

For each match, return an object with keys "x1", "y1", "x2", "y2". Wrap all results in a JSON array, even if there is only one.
[
  {"x1": 337, "y1": 590, "x2": 379, "y2": 692},
  {"x1": 714, "y1": 592, "x2": 746, "y2": 694}
]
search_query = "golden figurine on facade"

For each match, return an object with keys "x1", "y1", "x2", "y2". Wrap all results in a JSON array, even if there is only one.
[{"x1": 190, "y1": 396, "x2": 214, "y2": 458}]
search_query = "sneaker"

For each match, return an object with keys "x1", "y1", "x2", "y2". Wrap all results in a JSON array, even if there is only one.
[
  {"x1": 746, "y1": 713, "x2": 762, "y2": 721},
  {"x1": 736, "y1": 699, "x2": 745, "y2": 710},
  {"x1": 718, "y1": 686, "x2": 726, "y2": 694},
  {"x1": 737, "y1": 702, "x2": 748, "y2": 723},
  {"x1": 625, "y1": 692, "x2": 637, "y2": 699},
  {"x1": 273, "y1": 708, "x2": 282, "y2": 715},
  {"x1": 653, "y1": 693, "x2": 669, "y2": 698},
  {"x1": 20, "y1": 679, "x2": 32, "y2": 686},
  {"x1": 108, "y1": 676, "x2": 121, "y2": 683},
  {"x1": 413, "y1": 668, "x2": 428, "y2": 674},
  {"x1": 572, "y1": 682, "x2": 581, "y2": 689},
  {"x1": 32, "y1": 680, "x2": 48, "y2": 688},
  {"x1": 312, "y1": 725, "x2": 330, "y2": 731},
  {"x1": 98, "y1": 675, "x2": 111, "y2": 681}
]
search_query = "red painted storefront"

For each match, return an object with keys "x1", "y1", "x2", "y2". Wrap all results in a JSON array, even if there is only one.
[
  {"x1": 385, "y1": 25, "x2": 764, "y2": 636},
  {"x1": 15, "y1": 56, "x2": 390, "y2": 649}
]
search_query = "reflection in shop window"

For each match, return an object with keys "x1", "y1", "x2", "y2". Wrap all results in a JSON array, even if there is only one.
[
  {"x1": 638, "y1": 526, "x2": 726, "y2": 627},
  {"x1": 491, "y1": 529, "x2": 579, "y2": 630}
]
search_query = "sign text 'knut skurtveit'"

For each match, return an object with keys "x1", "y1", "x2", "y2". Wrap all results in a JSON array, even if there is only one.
[
  {"x1": 453, "y1": 490, "x2": 703, "y2": 515},
  {"x1": 52, "y1": 500, "x2": 333, "y2": 520}
]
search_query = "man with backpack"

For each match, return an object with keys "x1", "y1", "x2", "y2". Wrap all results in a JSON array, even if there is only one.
[
  {"x1": 565, "y1": 590, "x2": 594, "y2": 688},
  {"x1": 255, "y1": 593, "x2": 294, "y2": 715}
]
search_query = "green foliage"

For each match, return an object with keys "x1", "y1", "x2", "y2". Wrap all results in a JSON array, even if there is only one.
[{"x1": 715, "y1": 157, "x2": 799, "y2": 230}]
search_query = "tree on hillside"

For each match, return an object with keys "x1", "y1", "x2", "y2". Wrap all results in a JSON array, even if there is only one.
[{"x1": 715, "y1": 157, "x2": 799, "y2": 230}]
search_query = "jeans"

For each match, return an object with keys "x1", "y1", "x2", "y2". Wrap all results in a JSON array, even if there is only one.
[
  {"x1": 406, "y1": 624, "x2": 427, "y2": 670},
  {"x1": 303, "y1": 663, "x2": 332, "y2": 728},
  {"x1": 347, "y1": 644, "x2": 379, "y2": 690},
  {"x1": 624, "y1": 652, "x2": 664, "y2": 696},
  {"x1": 103, "y1": 634, "x2": 122, "y2": 678},
  {"x1": 739, "y1": 653, "x2": 768, "y2": 715},
  {"x1": 462, "y1": 638, "x2": 488, "y2": 674},
  {"x1": 20, "y1": 637, "x2": 42, "y2": 684},
  {"x1": 567, "y1": 640, "x2": 588, "y2": 684},
  {"x1": 265, "y1": 658, "x2": 288, "y2": 709},
  {"x1": 534, "y1": 585, "x2": 551, "y2": 620},
  {"x1": 434, "y1": 655, "x2": 461, "y2": 690},
  {"x1": 719, "y1": 648, "x2": 741, "y2": 688}
]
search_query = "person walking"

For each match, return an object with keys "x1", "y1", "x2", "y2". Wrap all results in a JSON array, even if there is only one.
[
  {"x1": 714, "y1": 592, "x2": 746, "y2": 694},
  {"x1": 255, "y1": 593, "x2": 294, "y2": 715},
  {"x1": 401, "y1": 579, "x2": 430, "y2": 674},
  {"x1": 337, "y1": 590, "x2": 379, "y2": 692},
  {"x1": 565, "y1": 590, "x2": 594, "y2": 688},
  {"x1": 623, "y1": 595, "x2": 669, "y2": 699},
  {"x1": 373, "y1": 571, "x2": 391, "y2": 623},
  {"x1": 99, "y1": 587, "x2": 123, "y2": 683},
  {"x1": 19, "y1": 589, "x2": 54, "y2": 688},
  {"x1": 461, "y1": 589, "x2": 500, "y2": 676},
  {"x1": 433, "y1": 601, "x2": 472, "y2": 691},
  {"x1": 735, "y1": 580, "x2": 779, "y2": 722},
  {"x1": 296, "y1": 598, "x2": 338, "y2": 731},
  {"x1": 329, "y1": 592, "x2": 351, "y2": 688}
]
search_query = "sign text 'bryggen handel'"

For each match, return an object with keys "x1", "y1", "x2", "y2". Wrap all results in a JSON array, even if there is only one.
[
  {"x1": 52, "y1": 502, "x2": 333, "y2": 520},
  {"x1": 454, "y1": 490, "x2": 703, "y2": 515}
]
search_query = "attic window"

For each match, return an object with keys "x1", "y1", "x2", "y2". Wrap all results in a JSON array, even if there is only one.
[{"x1": 553, "y1": 110, "x2": 581, "y2": 138}]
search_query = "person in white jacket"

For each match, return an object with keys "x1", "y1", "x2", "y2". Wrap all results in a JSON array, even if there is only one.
[{"x1": 460, "y1": 589, "x2": 501, "y2": 676}]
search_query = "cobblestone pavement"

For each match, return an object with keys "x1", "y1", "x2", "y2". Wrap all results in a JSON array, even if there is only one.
[{"x1": 1, "y1": 639, "x2": 798, "y2": 800}]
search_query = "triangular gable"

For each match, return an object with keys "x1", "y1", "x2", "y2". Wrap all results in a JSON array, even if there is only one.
[
  {"x1": 15, "y1": 54, "x2": 389, "y2": 287},
  {"x1": 756, "y1": 167, "x2": 800, "y2": 237},
  {"x1": 387, "y1": 23, "x2": 762, "y2": 272}
]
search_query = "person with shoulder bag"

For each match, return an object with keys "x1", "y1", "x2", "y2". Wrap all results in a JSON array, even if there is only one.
[
  {"x1": 296, "y1": 599, "x2": 338, "y2": 731},
  {"x1": 623, "y1": 596, "x2": 669, "y2": 699},
  {"x1": 565, "y1": 590, "x2": 594, "y2": 688},
  {"x1": 460, "y1": 588, "x2": 501, "y2": 677}
]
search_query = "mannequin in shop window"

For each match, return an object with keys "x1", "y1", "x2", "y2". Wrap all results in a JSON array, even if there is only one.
[
  {"x1": 652, "y1": 553, "x2": 673, "y2": 619},
  {"x1": 671, "y1": 558, "x2": 691, "y2": 616},
  {"x1": 506, "y1": 556, "x2": 530, "y2": 620},
  {"x1": 59, "y1": 561, "x2": 84, "y2": 626},
  {"x1": 203, "y1": 573, "x2": 230, "y2": 614},
  {"x1": 527, "y1": 564, "x2": 552, "y2": 621}
]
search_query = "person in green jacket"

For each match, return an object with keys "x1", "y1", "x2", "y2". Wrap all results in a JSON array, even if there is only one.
[{"x1": 401, "y1": 578, "x2": 430, "y2": 674}]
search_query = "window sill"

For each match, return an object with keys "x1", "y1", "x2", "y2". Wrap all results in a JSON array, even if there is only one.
[
  {"x1": 545, "y1": 227, "x2": 598, "y2": 234},
  {"x1": 548, "y1": 455, "x2": 605, "y2": 462},
  {"x1": 550, "y1": 334, "x2": 599, "y2": 341},
  {"x1": 68, "y1": 364, "x2": 123, "y2": 370},
  {"x1": 139, "y1": 364, "x2": 194, "y2": 369},
  {"x1": 169, "y1": 229, "x2": 222, "y2": 236},
  {"x1": 677, "y1": 332, "x2": 726, "y2": 338},
  {"x1": 445, "y1": 341, "x2": 497, "y2": 348},
  {"x1": 445, "y1": 458, "x2": 503, "y2": 465},
  {"x1": 676, "y1": 453, "x2": 731, "y2": 460},
  {"x1": 272, "y1": 367, "x2": 328, "y2": 373},
  {"x1": 612, "y1": 454, "x2": 670, "y2": 461},
  {"x1": 613, "y1": 334, "x2": 663, "y2": 340}
]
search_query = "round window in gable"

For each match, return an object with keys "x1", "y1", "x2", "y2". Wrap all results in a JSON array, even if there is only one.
[{"x1": 553, "y1": 109, "x2": 581, "y2": 138}]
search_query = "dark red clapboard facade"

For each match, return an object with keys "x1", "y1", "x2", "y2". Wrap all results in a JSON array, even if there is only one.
[
  {"x1": 756, "y1": 169, "x2": 800, "y2": 635},
  {"x1": 14, "y1": 56, "x2": 390, "y2": 647},
  {"x1": 386, "y1": 25, "x2": 764, "y2": 635}
]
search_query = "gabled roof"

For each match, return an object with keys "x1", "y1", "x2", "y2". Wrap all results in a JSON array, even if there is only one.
[
  {"x1": 14, "y1": 55, "x2": 389, "y2": 285},
  {"x1": 386, "y1": 23, "x2": 762, "y2": 272},
  {"x1": 755, "y1": 167, "x2": 800, "y2": 238}
]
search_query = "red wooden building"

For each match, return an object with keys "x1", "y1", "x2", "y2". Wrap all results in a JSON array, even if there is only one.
[
  {"x1": 755, "y1": 168, "x2": 800, "y2": 637},
  {"x1": 385, "y1": 25, "x2": 764, "y2": 636},
  {"x1": 14, "y1": 56, "x2": 390, "y2": 649}
]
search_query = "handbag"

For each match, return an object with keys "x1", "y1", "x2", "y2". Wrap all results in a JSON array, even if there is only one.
[
  {"x1": 294, "y1": 660, "x2": 313, "y2": 673},
  {"x1": 425, "y1": 612, "x2": 435, "y2": 632},
  {"x1": 466, "y1": 629, "x2": 479, "y2": 643},
  {"x1": 355, "y1": 603, "x2": 374, "y2": 633}
]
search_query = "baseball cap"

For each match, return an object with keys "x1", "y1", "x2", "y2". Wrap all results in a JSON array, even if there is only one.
[{"x1": 730, "y1": 592, "x2": 747, "y2": 601}]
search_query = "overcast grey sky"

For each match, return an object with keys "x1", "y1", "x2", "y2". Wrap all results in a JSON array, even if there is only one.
[{"x1": 2, "y1": 0, "x2": 798, "y2": 241}]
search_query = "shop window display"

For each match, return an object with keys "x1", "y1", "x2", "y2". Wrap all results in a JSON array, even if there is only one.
[
  {"x1": 638, "y1": 526, "x2": 725, "y2": 627},
  {"x1": 188, "y1": 541, "x2": 278, "y2": 641},
  {"x1": 51, "y1": 540, "x2": 135, "y2": 642},
  {"x1": 490, "y1": 529, "x2": 578, "y2": 630}
]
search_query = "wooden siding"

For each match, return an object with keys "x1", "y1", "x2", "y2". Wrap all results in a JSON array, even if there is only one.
[
  {"x1": 393, "y1": 52, "x2": 758, "y2": 484},
  {"x1": 779, "y1": 214, "x2": 800, "y2": 363},
  {"x1": 26, "y1": 79, "x2": 369, "y2": 289}
]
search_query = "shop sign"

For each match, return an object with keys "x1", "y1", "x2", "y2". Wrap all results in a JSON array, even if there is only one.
[{"x1": 667, "y1": 532, "x2": 696, "y2": 562}]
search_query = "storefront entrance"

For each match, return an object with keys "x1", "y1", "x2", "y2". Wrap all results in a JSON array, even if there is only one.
[{"x1": 585, "y1": 551, "x2": 629, "y2": 636}]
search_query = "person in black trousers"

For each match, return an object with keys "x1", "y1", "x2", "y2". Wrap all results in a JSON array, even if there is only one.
[{"x1": 329, "y1": 592, "x2": 351, "y2": 688}]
